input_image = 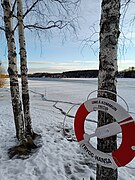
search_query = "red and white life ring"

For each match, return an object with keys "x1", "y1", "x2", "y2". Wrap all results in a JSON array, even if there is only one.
[{"x1": 74, "y1": 97, "x2": 135, "y2": 169}]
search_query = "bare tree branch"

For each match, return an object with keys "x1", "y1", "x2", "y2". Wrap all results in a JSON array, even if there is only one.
[
  {"x1": 13, "y1": 23, "x2": 18, "y2": 32},
  {"x1": 80, "y1": 23, "x2": 99, "y2": 56},
  {"x1": 23, "y1": 0, "x2": 42, "y2": 18},
  {"x1": 11, "y1": 0, "x2": 17, "y2": 15},
  {"x1": 24, "y1": 20, "x2": 69, "y2": 30},
  {"x1": 0, "y1": 26, "x2": 5, "y2": 31}
]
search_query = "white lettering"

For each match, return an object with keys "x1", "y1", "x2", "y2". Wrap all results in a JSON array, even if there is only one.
[{"x1": 81, "y1": 143, "x2": 112, "y2": 165}]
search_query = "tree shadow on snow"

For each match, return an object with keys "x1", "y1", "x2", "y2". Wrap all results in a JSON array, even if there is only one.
[{"x1": 8, "y1": 134, "x2": 42, "y2": 159}]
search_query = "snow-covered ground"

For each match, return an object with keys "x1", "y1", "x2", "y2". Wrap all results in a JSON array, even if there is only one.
[{"x1": 0, "y1": 78, "x2": 135, "y2": 180}]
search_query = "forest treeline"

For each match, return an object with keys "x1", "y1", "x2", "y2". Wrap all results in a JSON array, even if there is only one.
[
  {"x1": 28, "y1": 70, "x2": 98, "y2": 78},
  {"x1": 28, "y1": 69, "x2": 135, "y2": 78}
]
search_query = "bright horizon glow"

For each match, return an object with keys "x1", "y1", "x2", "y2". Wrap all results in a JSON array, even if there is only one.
[
  {"x1": 1, "y1": 59, "x2": 135, "y2": 74},
  {"x1": 27, "y1": 60, "x2": 135, "y2": 73}
]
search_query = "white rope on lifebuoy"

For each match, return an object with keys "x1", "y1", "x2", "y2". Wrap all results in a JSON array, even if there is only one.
[{"x1": 74, "y1": 97, "x2": 135, "y2": 169}]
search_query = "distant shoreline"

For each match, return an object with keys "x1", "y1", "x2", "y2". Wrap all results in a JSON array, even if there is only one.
[{"x1": 27, "y1": 69, "x2": 135, "y2": 78}]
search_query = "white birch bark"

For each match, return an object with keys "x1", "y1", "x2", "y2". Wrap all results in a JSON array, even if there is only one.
[
  {"x1": 17, "y1": 0, "x2": 34, "y2": 137},
  {"x1": 2, "y1": 0, "x2": 25, "y2": 142},
  {"x1": 97, "y1": 0, "x2": 121, "y2": 179}
]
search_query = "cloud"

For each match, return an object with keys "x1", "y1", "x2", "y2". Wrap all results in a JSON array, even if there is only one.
[
  {"x1": 28, "y1": 59, "x2": 135, "y2": 73},
  {"x1": 28, "y1": 61, "x2": 56, "y2": 65},
  {"x1": 2, "y1": 58, "x2": 135, "y2": 73},
  {"x1": 28, "y1": 60, "x2": 99, "y2": 73}
]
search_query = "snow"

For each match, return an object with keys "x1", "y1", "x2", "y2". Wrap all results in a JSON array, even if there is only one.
[{"x1": 0, "y1": 78, "x2": 135, "y2": 180}]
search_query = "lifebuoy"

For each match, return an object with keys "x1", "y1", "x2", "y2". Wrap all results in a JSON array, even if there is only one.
[{"x1": 74, "y1": 97, "x2": 135, "y2": 169}]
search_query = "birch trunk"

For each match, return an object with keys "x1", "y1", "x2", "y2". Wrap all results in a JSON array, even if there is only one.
[
  {"x1": 2, "y1": 0, "x2": 25, "y2": 141},
  {"x1": 96, "y1": 0, "x2": 120, "y2": 179},
  {"x1": 17, "y1": 0, "x2": 35, "y2": 137}
]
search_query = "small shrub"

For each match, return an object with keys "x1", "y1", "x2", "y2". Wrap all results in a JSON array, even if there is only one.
[{"x1": 0, "y1": 74, "x2": 8, "y2": 88}]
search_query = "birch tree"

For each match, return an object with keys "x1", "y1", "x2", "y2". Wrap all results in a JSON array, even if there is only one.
[
  {"x1": 17, "y1": 0, "x2": 36, "y2": 139},
  {"x1": 96, "y1": 0, "x2": 121, "y2": 179},
  {"x1": 15, "y1": 0, "x2": 79, "y2": 140},
  {"x1": 2, "y1": 0, "x2": 25, "y2": 142}
]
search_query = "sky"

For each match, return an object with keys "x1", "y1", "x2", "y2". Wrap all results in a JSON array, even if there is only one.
[{"x1": 1, "y1": 0, "x2": 135, "y2": 73}]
